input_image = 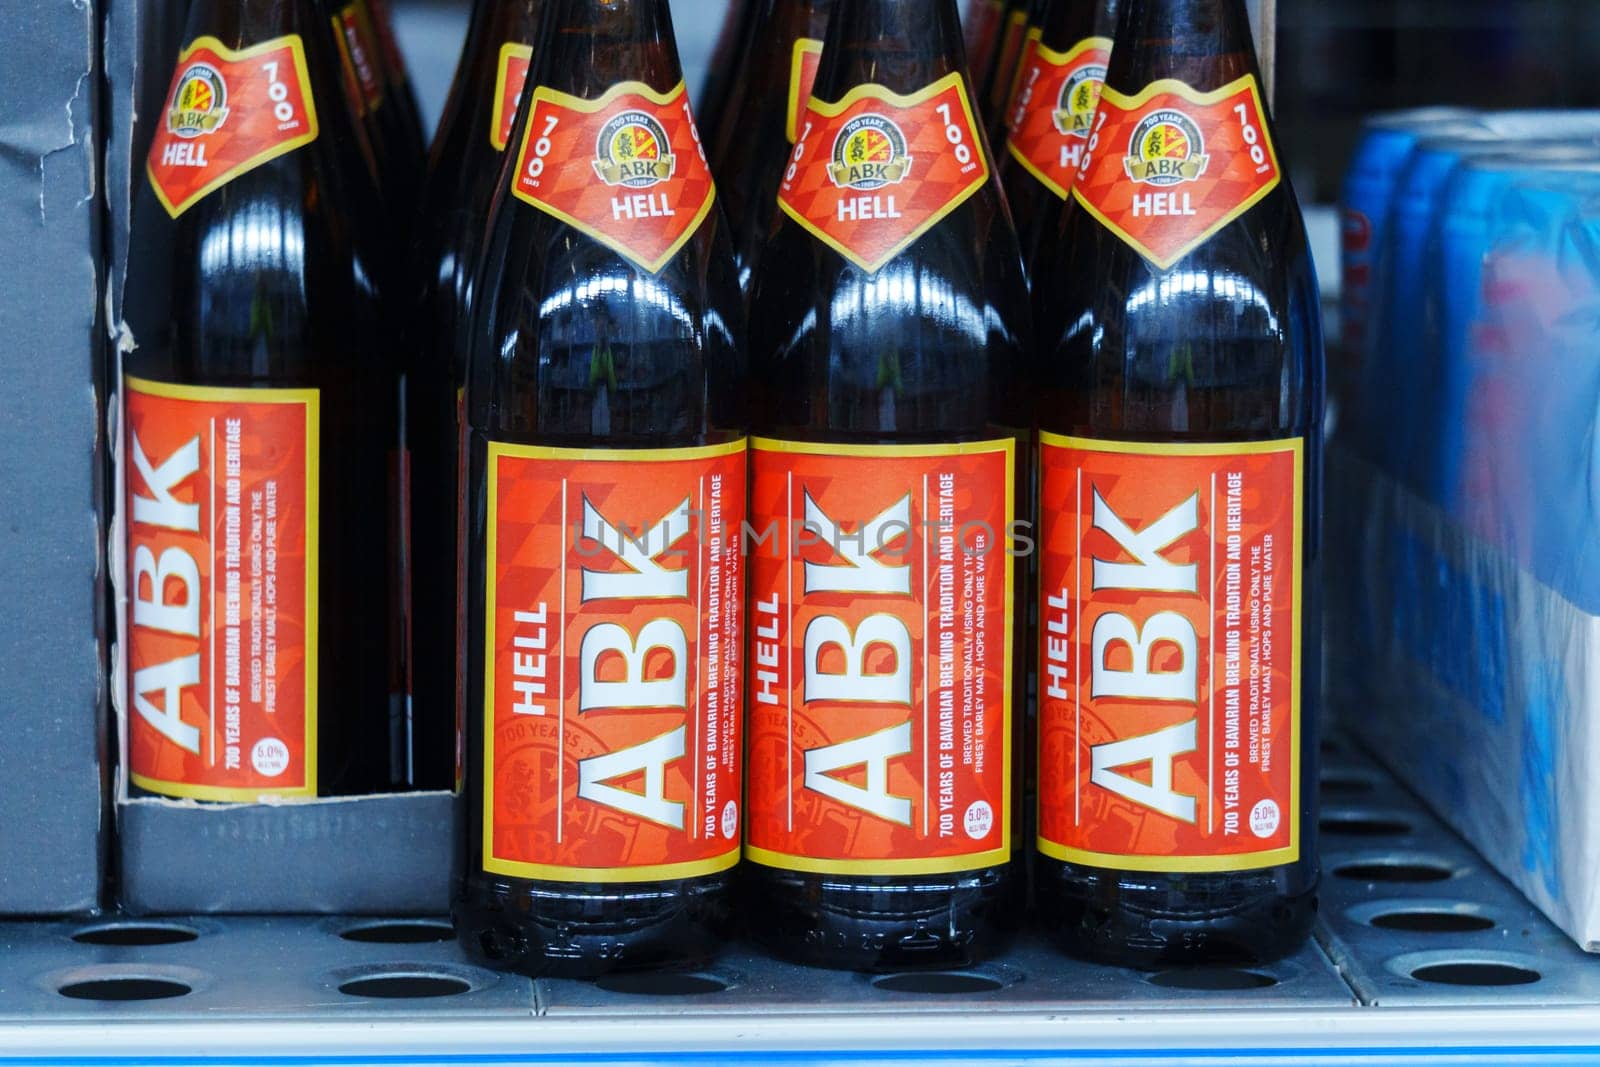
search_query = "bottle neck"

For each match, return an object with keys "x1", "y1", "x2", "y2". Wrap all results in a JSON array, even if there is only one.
[
  {"x1": 813, "y1": 0, "x2": 970, "y2": 99},
  {"x1": 535, "y1": 0, "x2": 685, "y2": 98},
  {"x1": 1105, "y1": 0, "x2": 1261, "y2": 94}
]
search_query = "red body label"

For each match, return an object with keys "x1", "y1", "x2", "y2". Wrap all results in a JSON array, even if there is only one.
[
  {"x1": 146, "y1": 34, "x2": 320, "y2": 218},
  {"x1": 1073, "y1": 75, "x2": 1281, "y2": 270},
  {"x1": 334, "y1": 3, "x2": 385, "y2": 113},
  {"x1": 491, "y1": 43, "x2": 534, "y2": 151},
  {"x1": 745, "y1": 439, "x2": 1016, "y2": 876},
  {"x1": 1036, "y1": 434, "x2": 1303, "y2": 873},
  {"x1": 482, "y1": 441, "x2": 747, "y2": 882},
  {"x1": 779, "y1": 73, "x2": 990, "y2": 275},
  {"x1": 511, "y1": 80, "x2": 716, "y2": 274},
  {"x1": 786, "y1": 38, "x2": 825, "y2": 144},
  {"x1": 124, "y1": 377, "x2": 319, "y2": 801},
  {"x1": 1005, "y1": 35, "x2": 1111, "y2": 201}
]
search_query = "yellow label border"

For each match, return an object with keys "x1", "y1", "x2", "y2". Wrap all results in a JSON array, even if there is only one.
[
  {"x1": 1071, "y1": 74, "x2": 1283, "y2": 272},
  {"x1": 147, "y1": 35, "x2": 322, "y2": 220},
  {"x1": 510, "y1": 80, "x2": 717, "y2": 275},
  {"x1": 124, "y1": 375, "x2": 321, "y2": 800},
  {"x1": 745, "y1": 435, "x2": 1018, "y2": 878},
  {"x1": 481, "y1": 437, "x2": 749, "y2": 883},
  {"x1": 781, "y1": 71, "x2": 992, "y2": 276},
  {"x1": 1034, "y1": 432, "x2": 1304, "y2": 875}
]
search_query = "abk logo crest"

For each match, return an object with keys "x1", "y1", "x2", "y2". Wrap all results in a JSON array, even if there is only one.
[
  {"x1": 828, "y1": 114, "x2": 913, "y2": 191},
  {"x1": 1053, "y1": 63, "x2": 1106, "y2": 137},
  {"x1": 168, "y1": 63, "x2": 230, "y2": 138},
  {"x1": 593, "y1": 110, "x2": 676, "y2": 188},
  {"x1": 1124, "y1": 108, "x2": 1209, "y2": 185}
]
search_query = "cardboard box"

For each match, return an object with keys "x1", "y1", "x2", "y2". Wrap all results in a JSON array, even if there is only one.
[{"x1": 0, "y1": 0, "x2": 106, "y2": 916}]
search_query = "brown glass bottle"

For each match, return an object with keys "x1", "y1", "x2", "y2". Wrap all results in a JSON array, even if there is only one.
[
  {"x1": 744, "y1": 0, "x2": 1030, "y2": 972},
  {"x1": 979, "y1": 0, "x2": 1031, "y2": 130},
  {"x1": 364, "y1": 0, "x2": 430, "y2": 171},
  {"x1": 317, "y1": 0, "x2": 425, "y2": 214},
  {"x1": 124, "y1": 0, "x2": 398, "y2": 800},
  {"x1": 708, "y1": 0, "x2": 833, "y2": 296},
  {"x1": 698, "y1": 0, "x2": 759, "y2": 144},
  {"x1": 961, "y1": 0, "x2": 1005, "y2": 95},
  {"x1": 996, "y1": 0, "x2": 1116, "y2": 265},
  {"x1": 1031, "y1": 0, "x2": 1322, "y2": 968},
  {"x1": 407, "y1": 0, "x2": 546, "y2": 793},
  {"x1": 455, "y1": 0, "x2": 746, "y2": 977}
]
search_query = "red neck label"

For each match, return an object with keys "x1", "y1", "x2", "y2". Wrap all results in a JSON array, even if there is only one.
[
  {"x1": 512, "y1": 80, "x2": 717, "y2": 274},
  {"x1": 334, "y1": 3, "x2": 385, "y2": 114},
  {"x1": 786, "y1": 38, "x2": 825, "y2": 144},
  {"x1": 146, "y1": 35, "x2": 320, "y2": 219},
  {"x1": 1036, "y1": 434, "x2": 1303, "y2": 872},
  {"x1": 482, "y1": 441, "x2": 747, "y2": 882},
  {"x1": 1004, "y1": 35, "x2": 1111, "y2": 201},
  {"x1": 1072, "y1": 75, "x2": 1281, "y2": 270},
  {"x1": 778, "y1": 73, "x2": 990, "y2": 275},
  {"x1": 490, "y1": 42, "x2": 534, "y2": 151},
  {"x1": 989, "y1": 9, "x2": 1031, "y2": 111}
]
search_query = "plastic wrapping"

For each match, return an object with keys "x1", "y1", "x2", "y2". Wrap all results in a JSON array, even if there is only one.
[{"x1": 1333, "y1": 115, "x2": 1600, "y2": 952}]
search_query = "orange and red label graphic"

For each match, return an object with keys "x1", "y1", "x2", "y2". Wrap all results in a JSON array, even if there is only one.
[
  {"x1": 490, "y1": 42, "x2": 534, "y2": 151},
  {"x1": 786, "y1": 38, "x2": 825, "y2": 145},
  {"x1": 482, "y1": 441, "x2": 746, "y2": 882},
  {"x1": 147, "y1": 35, "x2": 320, "y2": 219},
  {"x1": 779, "y1": 73, "x2": 990, "y2": 275},
  {"x1": 124, "y1": 377, "x2": 320, "y2": 801},
  {"x1": 334, "y1": 3, "x2": 385, "y2": 113},
  {"x1": 1005, "y1": 35, "x2": 1111, "y2": 201},
  {"x1": 511, "y1": 80, "x2": 716, "y2": 274},
  {"x1": 1036, "y1": 434, "x2": 1302, "y2": 873},
  {"x1": 745, "y1": 439, "x2": 1016, "y2": 876},
  {"x1": 1073, "y1": 75, "x2": 1281, "y2": 270}
]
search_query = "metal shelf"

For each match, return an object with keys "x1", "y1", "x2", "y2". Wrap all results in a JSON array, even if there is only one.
[{"x1": 3, "y1": 740, "x2": 1599, "y2": 1065}]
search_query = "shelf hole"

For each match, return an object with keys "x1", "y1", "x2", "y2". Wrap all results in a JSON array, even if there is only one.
[
  {"x1": 1148, "y1": 968, "x2": 1277, "y2": 992},
  {"x1": 1411, "y1": 962, "x2": 1540, "y2": 987},
  {"x1": 1320, "y1": 774, "x2": 1375, "y2": 797},
  {"x1": 58, "y1": 977, "x2": 191, "y2": 1002},
  {"x1": 1321, "y1": 816, "x2": 1412, "y2": 837},
  {"x1": 1335, "y1": 860, "x2": 1453, "y2": 883},
  {"x1": 1370, "y1": 910, "x2": 1495, "y2": 934},
  {"x1": 340, "y1": 921, "x2": 453, "y2": 944},
  {"x1": 1320, "y1": 738, "x2": 1345, "y2": 757},
  {"x1": 72, "y1": 923, "x2": 199, "y2": 947},
  {"x1": 871, "y1": 972, "x2": 1005, "y2": 995},
  {"x1": 593, "y1": 972, "x2": 730, "y2": 996},
  {"x1": 338, "y1": 974, "x2": 472, "y2": 999}
]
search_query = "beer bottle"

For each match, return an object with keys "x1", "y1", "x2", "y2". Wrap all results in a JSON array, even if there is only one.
[
  {"x1": 1031, "y1": 0, "x2": 1322, "y2": 967},
  {"x1": 126, "y1": 0, "x2": 399, "y2": 800},
  {"x1": 322, "y1": 0, "x2": 426, "y2": 213},
  {"x1": 708, "y1": 0, "x2": 833, "y2": 295},
  {"x1": 744, "y1": 0, "x2": 1030, "y2": 971},
  {"x1": 996, "y1": 0, "x2": 1116, "y2": 264},
  {"x1": 407, "y1": 0, "x2": 547, "y2": 793},
  {"x1": 698, "y1": 0, "x2": 759, "y2": 145},
  {"x1": 961, "y1": 0, "x2": 1005, "y2": 98},
  {"x1": 980, "y1": 0, "x2": 1031, "y2": 131},
  {"x1": 364, "y1": 0, "x2": 430, "y2": 166},
  {"x1": 455, "y1": 0, "x2": 747, "y2": 977}
]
